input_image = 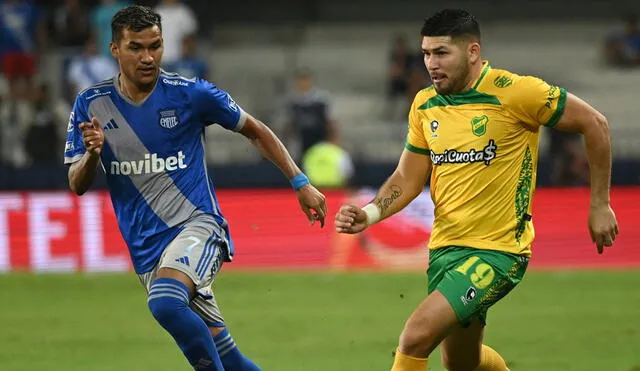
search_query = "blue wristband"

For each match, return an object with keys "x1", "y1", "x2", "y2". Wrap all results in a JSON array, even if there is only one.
[{"x1": 290, "y1": 173, "x2": 310, "y2": 190}]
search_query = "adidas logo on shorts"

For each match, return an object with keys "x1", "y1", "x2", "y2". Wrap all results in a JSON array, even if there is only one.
[{"x1": 175, "y1": 256, "x2": 190, "y2": 266}]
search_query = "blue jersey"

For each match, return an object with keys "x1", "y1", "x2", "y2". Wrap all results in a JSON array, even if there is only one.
[{"x1": 63, "y1": 71, "x2": 246, "y2": 274}]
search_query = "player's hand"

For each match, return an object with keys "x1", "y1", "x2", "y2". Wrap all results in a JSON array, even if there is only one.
[
  {"x1": 588, "y1": 204, "x2": 619, "y2": 254},
  {"x1": 334, "y1": 205, "x2": 368, "y2": 234},
  {"x1": 79, "y1": 117, "x2": 104, "y2": 155},
  {"x1": 296, "y1": 184, "x2": 326, "y2": 227}
]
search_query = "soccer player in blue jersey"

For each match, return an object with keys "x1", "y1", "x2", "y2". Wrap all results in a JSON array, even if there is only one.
[{"x1": 63, "y1": 5, "x2": 327, "y2": 371}]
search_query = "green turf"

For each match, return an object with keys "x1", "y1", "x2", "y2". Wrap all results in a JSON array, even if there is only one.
[{"x1": 0, "y1": 270, "x2": 639, "y2": 371}]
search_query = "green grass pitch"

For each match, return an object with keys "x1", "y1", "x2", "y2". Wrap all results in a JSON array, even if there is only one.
[{"x1": 0, "y1": 271, "x2": 638, "y2": 370}]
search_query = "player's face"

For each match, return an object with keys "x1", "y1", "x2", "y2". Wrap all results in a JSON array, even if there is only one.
[
  {"x1": 422, "y1": 36, "x2": 472, "y2": 95},
  {"x1": 111, "y1": 25, "x2": 163, "y2": 89}
]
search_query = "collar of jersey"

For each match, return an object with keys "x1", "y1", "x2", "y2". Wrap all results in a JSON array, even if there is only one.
[
  {"x1": 113, "y1": 73, "x2": 159, "y2": 107},
  {"x1": 418, "y1": 62, "x2": 500, "y2": 110}
]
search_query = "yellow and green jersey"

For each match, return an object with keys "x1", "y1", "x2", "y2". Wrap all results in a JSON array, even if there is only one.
[{"x1": 406, "y1": 61, "x2": 567, "y2": 256}]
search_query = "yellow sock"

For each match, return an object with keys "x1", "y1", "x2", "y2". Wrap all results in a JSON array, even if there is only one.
[
  {"x1": 391, "y1": 348, "x2": 428, "y2": 371},
  {"x1": 476, "y1": 345, "x2": 509, "y2": 371}
]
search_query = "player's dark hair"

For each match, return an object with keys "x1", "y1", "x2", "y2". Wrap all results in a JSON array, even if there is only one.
[
  {"x1": 111, "y1": 5, "x2": 162, "y2": 42},
  {"x1": 421, "y1": 9, "x2": 480, "y2": 42}
]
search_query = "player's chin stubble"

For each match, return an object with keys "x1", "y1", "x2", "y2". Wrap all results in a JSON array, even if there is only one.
[
  {"x1": 435, "y1": 79, "x2": 455, "y2": 95},
  {"x1": 438, "y1": 65, "x2": 470, "y2": 95},
  {"x1": 136, "y1": 70, "x2": 158, "y2": 90}
]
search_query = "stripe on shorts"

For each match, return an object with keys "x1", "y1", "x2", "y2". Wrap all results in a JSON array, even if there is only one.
[{"x1": 196, "y1": 236, "x2": 217, "y2": 279}]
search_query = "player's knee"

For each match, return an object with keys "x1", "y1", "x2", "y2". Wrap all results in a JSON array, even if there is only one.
[
  {"x1": 148, "y1": 297, "x2": 178, "y2": 322},
  {"x1": 398, "y1": 325, "x2": 437, "y2": 357},
  {"x1": 147, "y1": 278, "x2": 191, "y2": 322},
  {"x1": 441, "y1": 351, "x2": 480, "y2": 371}
]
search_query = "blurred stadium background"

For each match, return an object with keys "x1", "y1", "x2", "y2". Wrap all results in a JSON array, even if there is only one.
[{"x1": 0, "y1": 0, "x2": 639, "y2": 370}]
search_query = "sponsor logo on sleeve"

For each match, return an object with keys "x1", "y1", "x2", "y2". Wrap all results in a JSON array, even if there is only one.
[
  {"x1": 67, "y1": 112, "x2": 74, "y2": 132},
  {"x1": 227, "y1": 94, "x2": 238, "y2": 112},
  {"x1": 545, "y1": 85, "x2": 559, "y2": 109}
]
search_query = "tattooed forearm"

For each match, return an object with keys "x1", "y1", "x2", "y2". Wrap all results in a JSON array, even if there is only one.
[{"x1": 373, "y1": 185, "x2": 403, "y2": 214}]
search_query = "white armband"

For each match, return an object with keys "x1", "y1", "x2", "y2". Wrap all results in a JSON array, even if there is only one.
[{"x1": 362, "y1": 203, "x2": 381, "y2": 226}]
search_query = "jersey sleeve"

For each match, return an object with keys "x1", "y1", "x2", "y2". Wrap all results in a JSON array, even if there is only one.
[
  {"x1": 508, "y1": 75, "x2": 567, "y2": 129},
  {"x1": 194, "y1": 79, "x2": 247, "y2": 131},
  {"x1": 63, "y1": 96, "x2": 90, "y2": 165},
  {"x1": 404, "y1": 94, "x2": 430, "y2": 155}
]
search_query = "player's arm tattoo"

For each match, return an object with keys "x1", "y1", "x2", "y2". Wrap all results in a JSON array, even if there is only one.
[{"x1": 372, "y1": 185, "x2": 403, "y2": 215}]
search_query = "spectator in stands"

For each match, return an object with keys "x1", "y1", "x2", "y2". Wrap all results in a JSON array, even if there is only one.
[
  {"x1": 385, "y1": 35, "x2": 414, "y2": 121},
  {"x1": 67, "y1": 36, "x2": 118, "y2": 98},
  {"x1": 51, "y1": 0, "x2": 93, "y2": 104},
  {"x1": 547, "y1": 129, "x2": 590, "y2": 186},
  {"x1": 0, "y1": 79, "x2": 4, "y2": 165},
  {"x1": 302, "y1": 141, "x2": 354, "y2": 189},
  {"x1": 24, "y1": 83, "x2": 69, "y2": 165},
  {"x1": 0, "y1": 76, "x2": 31, "y2": 168},
  {"x1": 406, "y1": 50, "x2": 432, "y2": 108},
  {"x1": 604, "y1": 15, "x2": 640, "y2": 67},
  {"x1": 282, "y1": 69, "x2": 339, "y2": 162},
  {"x1": 0, "y1": 0, "x2": 45, "y2": 95},
  {"x1": 92, "y1": 0, "x2": 131, "y2": 57},
  {"x1": 50, "y1": 0, "x2": 91, "y2": 50},
  {"x1": 164, "y1": 34, "x2": 209, "y2": 79},
  {"x1": 154, "y1": 0, "x2": 198, "y2": 66},
  {"x1": 385, "y1": 35, "x2": 433, "y2": 124}
]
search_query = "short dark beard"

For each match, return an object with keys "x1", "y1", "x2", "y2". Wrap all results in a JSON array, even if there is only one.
[{"x1": 434, "y1": 55, "x2": 471, "y2": 95}]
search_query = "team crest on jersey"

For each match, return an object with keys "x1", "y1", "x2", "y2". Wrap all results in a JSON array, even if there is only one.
[
  {"x1": 158, "y1": 109, "x2": 180, "y2": 129},
  {"x1": 429, "y1": 120, "x2": 439, "y2": 138},
  {"x1": 493, "y1": 75, "x2": 513, "y2": 88},
  {"x1": 471, "y1": 115, "x2": 489, "y2": 136}
]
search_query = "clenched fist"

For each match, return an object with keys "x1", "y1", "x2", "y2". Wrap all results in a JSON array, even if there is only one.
[
  {"x1": 334, "y1": 205, "x2": 368, "y2": 234},
  {"x1": 79, "y1": 117, "x2": 104, "y2": 155}
]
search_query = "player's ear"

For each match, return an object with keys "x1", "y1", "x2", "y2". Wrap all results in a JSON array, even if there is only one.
[
  {"x1": 110, "y1": 42, "x2": 119, "y2": 59},
  {"x1": 468, "y1": 42, "x2": 481, "y2": 64}
]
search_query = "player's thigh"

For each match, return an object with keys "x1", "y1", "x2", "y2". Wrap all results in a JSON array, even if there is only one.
[
  {"x1": 139, "y1": 225, "x2": 228, "y2": 327},
  {"x1": 177, "y1": 227, "x2": 228, "y2": 327},
  {"x1": 191, "y1": 289, "x2": 226, "y2": 328},
  {"x1": 138, "y1": 223, "x2": 227, "y2": 293},
  {"x1": 440, "y1": 318, "x2": 484, "y2": 371},
  {"x1": 430, "y1": 247, "x2": 528, "y2": 326},
  {"x1": 400, "y1": 290, "x2": 459, "y2": 356},
  {"x1": 158, "y1": 224, "x2": 227, "y2": 290}
]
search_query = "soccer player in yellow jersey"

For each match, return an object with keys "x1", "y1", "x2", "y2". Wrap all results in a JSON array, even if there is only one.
[{"x1": 335, "y1": 9, "x2": 619, "y2": 371}]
